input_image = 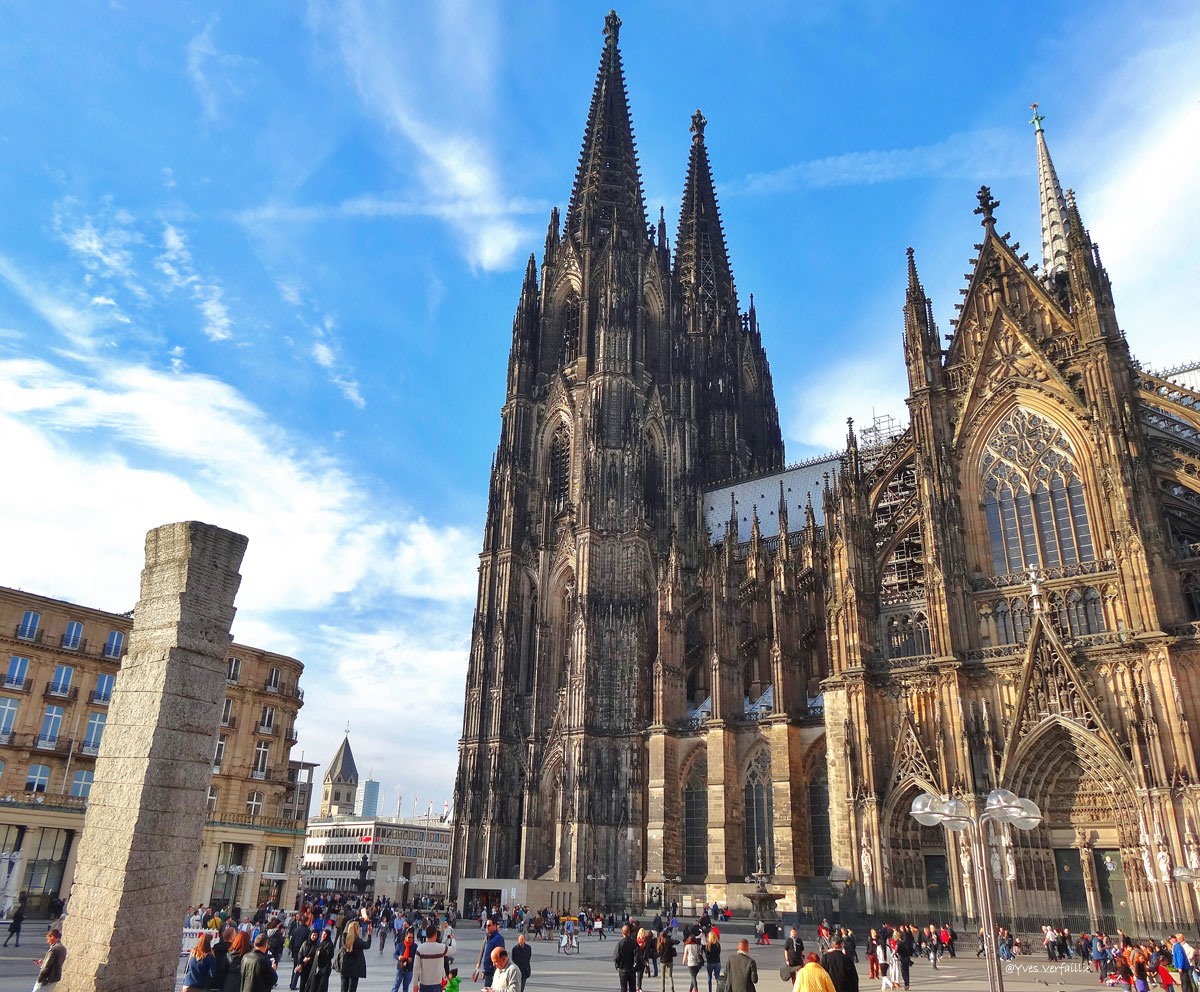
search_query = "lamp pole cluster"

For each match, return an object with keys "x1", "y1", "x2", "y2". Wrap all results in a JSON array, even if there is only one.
[{"x1": 911, "y1": 788, "x2": 1043, "y2": 992}]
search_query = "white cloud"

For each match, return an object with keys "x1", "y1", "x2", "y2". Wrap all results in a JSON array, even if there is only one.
[
  {"x1": 0, "y1": 258, "x2": 478, "y2": 796},
  {"x1": 54, "y1": 197, "x2": 150, "y2": 304},
  {"x1": 733, "y1": 128, "x2": 1025, "y2": 195},
  {"x1": 304, "y1": 0, "x2": 533, "y2": 270},
  {"x1": 186, "y1": 17, "x2": 248, "y2": 123},
  {"x1": 785, "y1": 352, "x2": 910, "y2": 457},
  {"x1": 156, "y1": 222, "x2": 234, "y2": 342}
]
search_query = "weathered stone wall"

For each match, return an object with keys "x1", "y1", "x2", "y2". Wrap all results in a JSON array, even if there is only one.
[{"x1": 59, "y1": 522, "x2": 247, "y2": 992}]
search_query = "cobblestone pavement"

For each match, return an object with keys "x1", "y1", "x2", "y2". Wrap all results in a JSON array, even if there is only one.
[{"x1": 0, "y1": 921, "x2": 1105, "y2": 992}]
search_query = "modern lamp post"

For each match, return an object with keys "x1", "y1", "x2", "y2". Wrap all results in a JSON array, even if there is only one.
[{"x1": 911, "y1": 788, "x2": 1043, "y2": 992}]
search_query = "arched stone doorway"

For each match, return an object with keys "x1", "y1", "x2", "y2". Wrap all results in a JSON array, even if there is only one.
[
  {"x1": 882, "y1": 781, "x2": 954, "y2": 920},
  {"x1": 1002, "y1": 717, "x2": 1141, "y2": 932}
]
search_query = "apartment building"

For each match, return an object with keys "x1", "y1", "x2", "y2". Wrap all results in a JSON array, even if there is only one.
[{"x1": 0, "y1": 585, "x2": 309, "y2": 914}]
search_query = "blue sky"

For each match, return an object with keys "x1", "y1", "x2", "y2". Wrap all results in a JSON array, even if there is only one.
[{"x1": 1, "y1": 1, "x2": 1197, "y2": 813}]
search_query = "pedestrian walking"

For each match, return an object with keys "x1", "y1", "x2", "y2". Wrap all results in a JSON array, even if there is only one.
[
  {"x1": 724, "y1": 939, "x2": 758, "y2": 992},
  {"x1": 4, "y1": 893, "x2": 25, "y2": 948}
]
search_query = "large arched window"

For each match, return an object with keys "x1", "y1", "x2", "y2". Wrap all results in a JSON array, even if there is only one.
[
  {"x1": 743, "y1": 749, "x2": 774, "y2": 875},
  {"x1": 683, "y1": 753, "x2": 708, "y2": 880},
  {"x1": 549, "y1": 425, "x2": 571, "y2": 515},
  {"x1": 561, "y1": 294, "x2": 581, "y2": 366},
  {"x1": 981, "y1": 409, "x2": 1095, "y2": 574}
]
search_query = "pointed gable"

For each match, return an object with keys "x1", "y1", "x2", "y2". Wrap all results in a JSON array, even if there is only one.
[
  {"x1": 942, "y1": 189, "x2": 1088, "y2": 440},
  {"x1": 998, "y1": 612, "x2": 1120, "y2": 779},
  {"x1": 890, "y1": 712, "x2": 938, "y2": 789}
]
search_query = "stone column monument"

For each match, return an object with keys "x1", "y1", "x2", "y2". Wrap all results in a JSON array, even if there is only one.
[{"x1": 59, "y1": 522, "x2": 248, "y2": 992}]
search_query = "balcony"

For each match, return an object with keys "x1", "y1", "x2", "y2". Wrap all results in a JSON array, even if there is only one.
[
  {"x1": 14, "y1": 625, "x2": 43, "y2": 643},
  {"x1": 89, "y1": 689, "x2": 112, "y2": 705},
  {"x1": 263, "y1": 678, "x2": 281, "y2": 693},
  {"x1": 78, "y1": 741, "x2": 102, "y2": 757},
  {"x1": 251, "y1": 768, "x2": 269, "y2": 781},
  {"x1": 220, "y1": 716, "x2": 237, "y2": 730},
  {"x1": 0, "y1": 789, "x2": 87, "y2": 813},
  {"x1": 43, "y1": 683, "x2": 79, "y2": 703},
  {"x1": 285, "y1": 728, "x2": 299, "y2": 746},
  {"x1": 2, "y1": 675, "x2": 31, "y2": 693},
  {"x1": 257, "y1": 724, "x2": 277, "y2": 736},
  {"x1": 35, "y1": 734, "x2": 60, "y2": 751},
  {"x1": 61, "y1": 636, "x2": 87, "y2": 652},
  {"x1": 0, "y1": 730, "x2": 10, "y2": 745}
]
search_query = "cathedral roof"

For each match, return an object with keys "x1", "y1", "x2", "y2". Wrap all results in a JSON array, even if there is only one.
[
  {"x1": 325, "y1": 735, "x2": 359, "y2": 785},
  {"x1": 704, "y1": 453, "x2": 840, "y2": 543},
  {"x1": 565, "y1": 11, "x2": 647, "y2": 248}
]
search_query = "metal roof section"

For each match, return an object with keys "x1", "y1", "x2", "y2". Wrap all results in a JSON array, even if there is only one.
[
  {"x1": 704, "y1": 452, "x2": 840, "y2": 544},
  {"x1": 1154, "y1": 359, "x2": 1200, "y2": 393}
]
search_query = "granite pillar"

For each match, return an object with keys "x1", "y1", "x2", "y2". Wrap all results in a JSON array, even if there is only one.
[{"x1": 59, "y1": 522, "x2": 248, "y2": 992}]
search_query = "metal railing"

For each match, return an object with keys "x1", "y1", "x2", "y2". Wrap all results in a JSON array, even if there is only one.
[
  {"x1": 2, "y1": 675, "x2": 31, "y2": 693},
  {"x1": 43, "y1": 682, "x2": 79, "y2": 702}
]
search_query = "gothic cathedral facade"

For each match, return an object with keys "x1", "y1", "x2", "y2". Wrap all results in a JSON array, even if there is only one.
[{"x1": 451, "y1": 13, "x2": 1200, "y2": 932}]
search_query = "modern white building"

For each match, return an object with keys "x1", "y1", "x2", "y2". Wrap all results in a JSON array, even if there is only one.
[{"x1": 302, "y1": 813, "x2": 451, "y2": 906}]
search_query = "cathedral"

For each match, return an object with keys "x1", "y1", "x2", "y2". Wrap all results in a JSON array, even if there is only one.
[{"x1": 450, "y1": 11, "x2": 1200, "y2": 933}]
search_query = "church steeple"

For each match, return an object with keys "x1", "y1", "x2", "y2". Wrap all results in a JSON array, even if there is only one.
[
  {"x1": 565, "y1": 10, "x2": 647, "y2": 249},
  {"x1": 1030, "y1": 103, "x2": 1071, "y2": 285},
  {"x1": 674, "y1": 109, "x2": 737, "y2": 334},
  {"x1": 903, "y1": 246, "x2": 940, "y2": 392}
]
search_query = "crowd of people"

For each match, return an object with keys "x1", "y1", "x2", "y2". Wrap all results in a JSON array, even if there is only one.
[{"x1": 174, "y1": 896, "x2": 464, "y2": 992}]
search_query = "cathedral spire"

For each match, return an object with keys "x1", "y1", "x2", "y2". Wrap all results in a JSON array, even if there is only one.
[
  {"x1": 565, "y1": 10, "x2": 647, "y2": 248},
  {"x1": 674, "y1": 108, "x2": 738, "y2": 331},
  {"x1": 1030, "y1": 103, "x2": 1071, "y2": 283}
]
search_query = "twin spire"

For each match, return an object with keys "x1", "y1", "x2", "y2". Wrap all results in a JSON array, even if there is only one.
[
  {"x1": 565, "y1": 9, "x2": 646, "y2": 247},
  {"x1": 565, "y1": 11, "x2": 736, "y2": 322}
]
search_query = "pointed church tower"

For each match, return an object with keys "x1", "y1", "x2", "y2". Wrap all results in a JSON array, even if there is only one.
[
  {"x1": 320, "y1": 734, "x2": 359, "y2": 817},
  {"x1": 451, "y1": 11, "x2": 785, "y2": 909}
]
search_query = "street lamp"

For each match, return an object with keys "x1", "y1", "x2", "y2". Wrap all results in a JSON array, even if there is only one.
[{"x1": 911, "y1": 788, "x2": 1043, "y2": 992}]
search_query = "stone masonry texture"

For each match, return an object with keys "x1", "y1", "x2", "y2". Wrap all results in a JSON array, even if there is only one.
[{"x1": 58, "y1": 522, "x2": 248, "y2": 992}]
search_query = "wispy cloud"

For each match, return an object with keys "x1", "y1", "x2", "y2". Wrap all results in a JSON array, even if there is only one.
[
  {"x1": 0, "y1": 255, "x2": 476, "y2": 796},
  {"x1": 731, "y1": 128, "x2": 1025, "y2": 195},
  {"x1": 310, "y1": 314, "x2": 365, "y2": 409},
  {"x1": 304, "y1": 0, "x2": 533, "y2": 270},
  {"x1": 55, "y1": 197, "x2": 150, "y2": 304},
  {"x1": 156, "y1": 222, "x2": 233, "y2": 341},
  {"x1": 186, "y1": 16, "x2": 248, "y2": 123}
]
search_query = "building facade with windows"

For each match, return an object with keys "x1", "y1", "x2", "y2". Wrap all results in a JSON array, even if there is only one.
[
  {"x1": 452, "y1": 13, "x2": 1200, "y2": 933},
  {"x1": 302, "y1": 814, "x2": 451, "y2": 908},
  {"x1": 0, "y1": 585, "x2": 309, "y2": 915}
]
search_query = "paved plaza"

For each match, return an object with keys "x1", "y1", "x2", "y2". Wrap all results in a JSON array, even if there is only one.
[{"x1": 0, "y1": 918, "x2": 1109, "y2": 992}]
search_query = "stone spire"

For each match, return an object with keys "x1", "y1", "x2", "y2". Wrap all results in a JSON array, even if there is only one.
[
  {"x1": 674, "y1": 108, "x2": 737, "y2": 332},
  {"x1": 1030, "y1": 103, "x2": 1070, "y2": 282},
  {"x1": 565, "y1": 10, "x2": 647, "y2": 248}
]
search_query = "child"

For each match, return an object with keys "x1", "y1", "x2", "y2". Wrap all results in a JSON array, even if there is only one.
[{"x1": 444, "y1": 966, "x2": 461, "y2": 992}]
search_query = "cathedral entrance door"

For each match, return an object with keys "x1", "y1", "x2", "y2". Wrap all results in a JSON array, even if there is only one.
[
  {"x1": 1053, "y1": 848, "x2": 1088, "y2": 923},
  {"x1": 923, "y1": 855, "x2": 950, "y2": 916},
  {"x1": 1092, "y1": 849, "x2": 1132, "y2": 933}
]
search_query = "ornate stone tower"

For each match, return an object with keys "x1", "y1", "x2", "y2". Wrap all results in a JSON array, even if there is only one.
[{"x1": 451, "y1": 11, "x2": 782, "y2": 907}]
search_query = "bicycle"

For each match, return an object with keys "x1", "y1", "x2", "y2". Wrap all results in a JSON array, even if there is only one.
[{"x1": 559, "y1": 931, "x2": 579, "y2": 954}]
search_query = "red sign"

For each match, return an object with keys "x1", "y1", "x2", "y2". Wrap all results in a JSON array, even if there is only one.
[{"x1": 360, "y1": 836, "x2": 373, "y2": 843}]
